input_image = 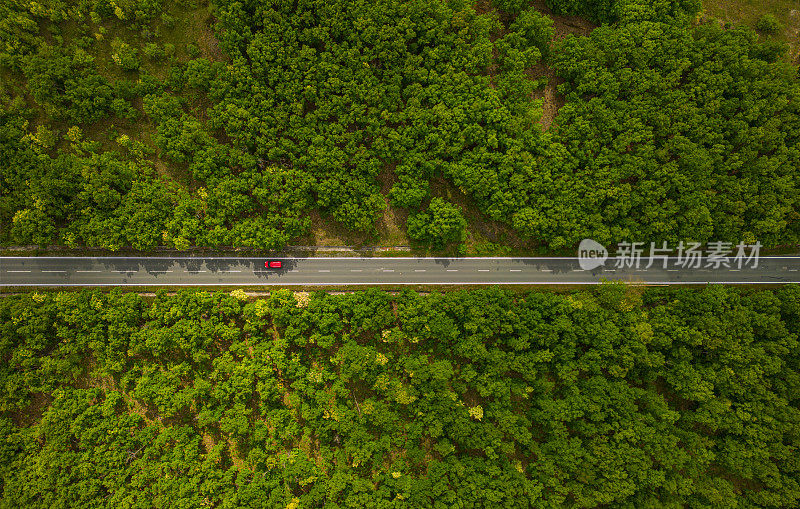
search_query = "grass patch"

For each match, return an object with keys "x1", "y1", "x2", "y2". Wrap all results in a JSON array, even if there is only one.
[
  {"x1": 700, "y1": 0, "x2": 800, "y2": 60},
  {"x1": 294, "y1": 209, "x2": 380, "y2": 248}
]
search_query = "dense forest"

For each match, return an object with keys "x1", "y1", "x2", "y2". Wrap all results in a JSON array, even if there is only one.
[
  {"x1": 0, "y1": 285, "x2": 798, "y2": 506},
  {"x1": 0, "y1": 0, "x2": 798, "y2": 252}
]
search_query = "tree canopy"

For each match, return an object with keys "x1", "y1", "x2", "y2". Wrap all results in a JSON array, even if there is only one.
[
  {"x1": 0, "y1": 0, "x2": 797, "y2": 252},
  {"x1": 514, "y1": 19, "x2": 800, "y2": 249},
  {"x1": 1, "y1": 285, "x2": 799, "y2": 506}
]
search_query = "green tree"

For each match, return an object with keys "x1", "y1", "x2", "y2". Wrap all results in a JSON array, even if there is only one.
[{"x1": 407, "y1": 198, "x2": 467, "y2": 248}]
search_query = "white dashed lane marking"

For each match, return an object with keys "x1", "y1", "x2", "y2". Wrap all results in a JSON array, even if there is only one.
[{"x1": 4, "y1": 257, "x2": 797, "y2": 285}]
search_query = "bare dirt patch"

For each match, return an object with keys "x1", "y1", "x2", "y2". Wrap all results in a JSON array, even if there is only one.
[
  {"x1": 198, "y1": 11, "x2": 228, "y2": 62},
  {"x1": 527, "y1": 1, "x2": 596, "y2": 130},
  {"x1": 202, "y1": 432, "x2": 217, "y2": 452},
  {"x1": 376, "y1": 163, "x2": 411, "y2": 246},
  {"x1": 530, "y1": 0, "x2": 596, "y2": 39},
  {"x1": 11, "y1": 392, "x2": 52, "y2": 427},
  {"x1": 529, "y1": 62, "x2": 565, "y2": 131},
  {"x1": 295, "y1": 209, "x2": 375, "y2": 247}
]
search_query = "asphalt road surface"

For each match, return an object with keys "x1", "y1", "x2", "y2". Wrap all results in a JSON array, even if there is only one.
[{"x1": 1, "y1": 257, "x2": 799, "y2": 286}]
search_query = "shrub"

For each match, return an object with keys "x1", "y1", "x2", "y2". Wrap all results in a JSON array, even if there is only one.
[
  {"x1": 143, "y1": 42, "x2": 165, "y2": 61},
  {"x1": 755, "y1": 13, "x2": 783, "y2": 34},
  {"x1": 110, "y1": 38, "x2": 140, "y2": 70}
]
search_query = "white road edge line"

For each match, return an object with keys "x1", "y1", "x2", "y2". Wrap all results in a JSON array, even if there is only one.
[
  {"x1": 6, "y1": 255, "x2": 800, "y2": 260},
  {"x1": 10, "y1": 282, "x2": 800, "y2": 287}
]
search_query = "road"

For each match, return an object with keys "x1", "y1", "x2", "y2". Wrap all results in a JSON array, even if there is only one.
[{"x1": 1, "y1": 257, "x2": 799, "y2": 286}]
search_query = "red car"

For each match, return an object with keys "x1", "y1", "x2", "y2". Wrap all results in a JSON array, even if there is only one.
[{"x1": 265, "y1": 260, "x2": 282, "y2": 269}]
